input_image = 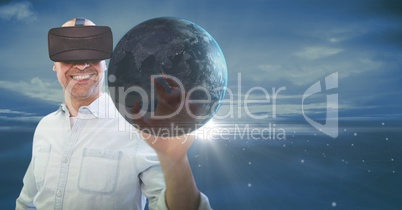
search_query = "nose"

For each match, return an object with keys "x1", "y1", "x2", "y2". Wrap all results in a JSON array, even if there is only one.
[{"x1": 74, "y1": 62, "x2": 90, "y2": 70}]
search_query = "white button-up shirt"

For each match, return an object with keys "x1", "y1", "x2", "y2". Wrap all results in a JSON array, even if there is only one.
[{"x1": 16, "y1": 94, "x2": 211, "y2": 210}]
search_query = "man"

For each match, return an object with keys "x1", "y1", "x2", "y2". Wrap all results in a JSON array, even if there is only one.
[{"x1": 16, "y1": 17, "x2": 211, "y2": 210}]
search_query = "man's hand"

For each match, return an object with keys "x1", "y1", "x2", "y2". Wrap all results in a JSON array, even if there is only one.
[
  {"x1": 130, "y1": 74, "x2": 202, "y2": 210},
  {"x1": 139, "y1": 130, "x2": 194, "y2": 161}
]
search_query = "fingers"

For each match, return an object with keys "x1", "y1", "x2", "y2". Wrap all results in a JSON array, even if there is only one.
[
  {"x1": 130, "y1": 100, "x2": 141, "y2": 115},
  {"x1": 152, "y1": 74, "x2": 182, "y2": 102},
  {"x1": 162, "y1": 73, "x2": 180, "y2": 89},
  {"x1": 152, "y1": 76, "x2": 168, "y2": 99}
]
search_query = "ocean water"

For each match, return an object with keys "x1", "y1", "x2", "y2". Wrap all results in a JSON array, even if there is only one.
[
  {"x1": 188, "y1": 120, "x2": 402, "y2": 210},
  {"x1": 3, "y1": 120, "x2": 402, "y2": 210}
]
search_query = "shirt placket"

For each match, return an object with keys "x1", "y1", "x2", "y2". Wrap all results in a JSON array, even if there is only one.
[{"x1": 53, "y1": 108, "x2": 89, "y2": 210}]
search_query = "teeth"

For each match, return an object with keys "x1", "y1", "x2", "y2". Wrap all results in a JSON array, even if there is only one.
[{"x1": 72, "y1": 74, "x2": 92, "y2": 80}]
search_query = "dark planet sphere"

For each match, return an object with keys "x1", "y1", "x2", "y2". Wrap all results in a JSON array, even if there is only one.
[{"x1": 108, "y1": 17, "x2": 228, "y2": 137}]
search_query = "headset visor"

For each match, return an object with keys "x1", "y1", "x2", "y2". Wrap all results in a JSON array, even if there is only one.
[{"x1": 48, "y1": 26, "x2": 113, "y2": 62}]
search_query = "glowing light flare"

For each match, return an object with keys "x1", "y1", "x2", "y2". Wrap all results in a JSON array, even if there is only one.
[{"x1": 193, "y1": 119, "x2": 221, "y2": 141}]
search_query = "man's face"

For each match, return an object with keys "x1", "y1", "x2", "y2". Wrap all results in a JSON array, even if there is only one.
[{"x1": 53, "y1": 60, "x2": 105, "y2": 100}]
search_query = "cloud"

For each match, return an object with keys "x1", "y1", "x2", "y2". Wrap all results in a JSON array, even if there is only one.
[
  {"x1": 249, "y1": 49, "x2": 384, "y2": 87},
  {"x1": 0, "y1": 108, "x2": 28, "y2": 115},
  {"x1": 0, "y1": 108, "x2": 43, "y2": 122},
  {"x1": 0, "y1": 77, "x2": 62, "y2": 103},
  {"x1": 295, "y1": 47, "x2": 343, "y2": 60},
  {"x1": 0, "y1": 1, "x2": 37, "y2": 21}
]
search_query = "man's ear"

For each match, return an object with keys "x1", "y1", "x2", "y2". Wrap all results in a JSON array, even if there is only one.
[{"x1": 53, "y1": 63, "x2": 57, "y2": 72}]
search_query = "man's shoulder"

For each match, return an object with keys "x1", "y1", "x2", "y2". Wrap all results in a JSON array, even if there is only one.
[{"x1": 37, "y1": 109, "x2": 63, "y2": 127}]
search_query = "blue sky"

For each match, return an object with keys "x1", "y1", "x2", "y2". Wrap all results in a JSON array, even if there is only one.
[
  {"x1": 1, "y1": 0, "x2": 402, "y2": 209},
  {"x1": 0, "y1": 0, "x2": 401, "y2": 123}
]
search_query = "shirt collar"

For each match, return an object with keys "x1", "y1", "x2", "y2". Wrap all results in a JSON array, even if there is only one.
[{"x1": 58, "y1": 93, "x2": 118, "y2": 119}]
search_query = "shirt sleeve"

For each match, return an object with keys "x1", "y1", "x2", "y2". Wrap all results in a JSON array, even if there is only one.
[
  {"x1": 198, "y1": 192, "x2": 213, "y2": 210},
  {"x1": 135, "y1": 138, "x2": 212, "y2": 210},
  {"x1": 16, "y1": 159, "x2": 37, "y2": 210},
  {"x1": 135, "y1": 139, "x2": 167, "y2": 210},
  {"x1": 155, "y1": 189, "x2": 213, "y2": 210}
]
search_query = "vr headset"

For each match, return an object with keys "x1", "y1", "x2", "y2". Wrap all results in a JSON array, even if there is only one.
[{"x1": 48, "y1": 17, "x2": 113, "y2": 62}]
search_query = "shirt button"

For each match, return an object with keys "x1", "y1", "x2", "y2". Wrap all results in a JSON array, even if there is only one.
[
  {"x1": 56, "y1": 190, "x2": 63, "y2": 197},
  {"x1": 98, "y1": 150, "x2": 105, "y2": 157},
  {"x1": 62, "y1": 157, "x2": 69, "y2": 164}
]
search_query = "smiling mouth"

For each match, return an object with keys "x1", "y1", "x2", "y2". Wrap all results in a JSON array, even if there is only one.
[{"x1": 71, "y1": 74, "x2": 94, "y2": 81}]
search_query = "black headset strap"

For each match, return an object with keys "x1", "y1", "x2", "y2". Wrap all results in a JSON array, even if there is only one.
[{"x1": 75, "y1": 17, "x2": 86, "y2": 26}]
